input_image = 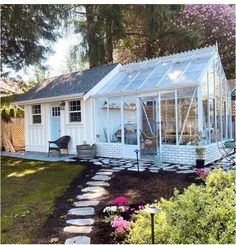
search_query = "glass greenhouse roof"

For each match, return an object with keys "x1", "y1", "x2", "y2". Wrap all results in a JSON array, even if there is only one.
[{"x1": 97, "y1": 46, "x2": 216, "y2": 96}]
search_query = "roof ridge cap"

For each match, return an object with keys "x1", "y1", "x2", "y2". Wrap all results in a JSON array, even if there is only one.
[{"x1": 123, "y1": 44, "x2": 216, "y2": 67}]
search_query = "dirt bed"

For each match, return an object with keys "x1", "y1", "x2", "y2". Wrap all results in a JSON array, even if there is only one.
[{"x1": 35, "y1": 162, "x2": 199, "y2": 244}]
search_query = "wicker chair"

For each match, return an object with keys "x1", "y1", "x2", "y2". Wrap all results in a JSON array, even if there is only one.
[
  {"x1": 48, "y1": 135, "x2": 71, "y2": 157},
  {"x1": 140, "y1": 130, "x2": 157, "y2": 150}
]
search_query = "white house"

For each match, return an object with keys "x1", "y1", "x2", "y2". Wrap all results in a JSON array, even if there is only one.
[{"x1": 15, "y1": 45, "x2": 233, "y2": 165}]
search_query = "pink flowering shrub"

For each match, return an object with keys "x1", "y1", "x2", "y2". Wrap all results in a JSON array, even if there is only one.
[
  {"x1": 111, "y1": 215, "x2": 131, "y2": 234},
  {"x1": 196, "y1": 168, "x2": 210, "y2": 180},
  {"x1": 103, "y1": 196, "x2": 145, "y2": 240},
  {"x1": 112, "y1": 196, "x2": 128, "y2": 206}
]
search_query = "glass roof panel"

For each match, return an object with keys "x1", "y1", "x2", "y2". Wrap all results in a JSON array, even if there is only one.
[
  {"x1": 95, "y1": 46, "x2": 215, "y2": 96},
  {"x1": 109, "y1": 70, "x2": 138, "y2": 93},
  {"x1": 186, "y1": 58, "x2": 209, "y2": 72},
  {"x1": 97, "y1": 72, "x2": 126, "y2": 94},
  {"x1": 123, "y1": 68, "x2": 154, "y2": 91},
  {"x1": 157, "y1": 61, "x2": 190, "y2": 88},
  {"x1": 140, "y1": 61, "x2": 173, "y2": 89}
]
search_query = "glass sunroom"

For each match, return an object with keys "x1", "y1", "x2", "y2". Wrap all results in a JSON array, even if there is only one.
[{"x1": 93, "y1": 46, "x2": 232, "y2": 165}]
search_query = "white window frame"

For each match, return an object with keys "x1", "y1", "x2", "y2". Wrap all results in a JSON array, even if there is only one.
[
  {"x1": 69, "y1": 100, "x2": 82, "y2": 123},
  {"x1": 32, "y1": 104, "x2": 42, "y2": 124}
]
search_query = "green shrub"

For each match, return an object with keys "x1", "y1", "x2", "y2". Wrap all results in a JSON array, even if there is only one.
[{"x1": 127, "y1": 169, "x2": 236, "y2": 244}]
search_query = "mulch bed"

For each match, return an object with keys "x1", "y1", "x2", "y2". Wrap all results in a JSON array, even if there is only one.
[{"x1": 35, "y1": 161, "x2": 200, "y2": 244}]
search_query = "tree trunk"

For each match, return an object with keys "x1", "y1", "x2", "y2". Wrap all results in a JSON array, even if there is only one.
[
  {"x1": 105, "y1": 20, "x2": 113, "y2": 63},
  {"x1": 1, "y1": 120, "x2": 15, "y2": 152},
  {"x1": 106, "y1": 35, "x2": 113, "y2": 63},
  {"x1": 85, "y1": 5, "x2": 97, "y2": 68}
]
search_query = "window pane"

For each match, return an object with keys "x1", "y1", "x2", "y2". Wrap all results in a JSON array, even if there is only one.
[
  {"x1": 178, "y1": 87, "x2": 198, "y2": 144},
  {"x1": 95, "y1": 97, "x2": 108, "y2": 142},
  {"x1": 70, "y1": 112, "x2": 81, "y2": 122},
  {"x1": 70, "y1": 101, "x2": 81, "y2": 111},
  {"x1": 124, "y1": 97, "x2": 137, "y2": 145},
  {"x1": 161, "y1": 92, "x2": 176, "y2": 145},
  {"x1": 32, "y1": 105, "x2": 41, "y2": 114},
  {"x1": 108, "y1": 98, "x2": 122, "y2": 143},
  {"x1": 33, "y1": 115, "x2": 41, "y2": 124}
]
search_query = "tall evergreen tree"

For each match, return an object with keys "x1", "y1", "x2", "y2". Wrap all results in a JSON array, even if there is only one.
[
  {"x1": 1, "y1": 5, "x2": 70, "y2": 73},
  {"x1": 74, "y1": 5, "x2": 125, "y2": 67}
]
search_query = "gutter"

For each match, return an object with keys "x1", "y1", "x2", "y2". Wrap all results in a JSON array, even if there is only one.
[{"x1": 12, "y1": 92, "x2": 85, "y2": 105}]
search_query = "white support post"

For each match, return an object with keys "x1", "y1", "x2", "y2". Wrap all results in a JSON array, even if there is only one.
[
  {"x1": 207, "y1": 71, "x2": 211, "y2": 143},
  {"x1": 92, "y1": 98, "x2": 96, "y2": 143},
  {"x1": 107, "y1": 97, "x2": 110, "y2": 143},
  {"x1": 179, "y1": 88, "x2": 197, "y2": 143},
  {"x1": 213, "y1": 59, "x2": 217, "y2": 141},
  {"x1": 136, "y1": 96, "x2": 141, "y2": 158},
  {"x1": 219, "y1": 63, "x2": 223, "y2": 141},
  {"x1": 158, "y1": 92, "x2": 162, "y2": 153},
  {"x1": 225, "y1": 78, "x2": 228, "y2": 139},
  {"x1": 197, "y1": 86, "x2": 203, "y2": 133},
  {"x1": 121, "y1": 96, "x2": 124, "y2": 145},
  {"x1": 175, "y1": 89, "x2": 179, "y2": 145}
]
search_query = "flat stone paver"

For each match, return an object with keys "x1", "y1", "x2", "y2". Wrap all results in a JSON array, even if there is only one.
[
  {"x1": 81, "y1": 186, "x2": 106, "y2": 193},
  {"x1": 92, "y1": 175, "x2": 111, "y2": 181},
  {"x1": 66, "y1": 218, "x2": 94, "y2": 226},
  {"x1": 74, "y1": 200, "x2": 99, "y2": 207},
  {"x1": 86, "y1": 181, "x2": 110, "y2": 186},
  {"x1": 64, "y1": 225, "x2": 93, "y2": 233},
  {"x1": 127, "y1": 168, "x2": 145, "y2": 172},
  {"x1": 177, "y1": 170, "x2": 196, "y2": 174},
  {"x1": 99, "y1": 168, "x2": 119, "y2": 172},
  {"x1": 65, "y1": 236, "x2": 91, "y2": 244},
  {"x1": 68, "y1": 207, "x2": 95, "y2": 216},
  {"x1": 149, "y1": 170, "x2": 159, "y2": 173},
  {"x1": 76, "y1": 192, "x2": 104, "y2": 200},
  {"x1": 96, "y1": 171, "x2": 113, "y2": 176},
  {"x1": 112, "y1": 167, "x2": 126, "y2": 170}
]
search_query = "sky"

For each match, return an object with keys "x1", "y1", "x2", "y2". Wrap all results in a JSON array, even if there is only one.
[{"x1": 15, "y1": 31, "x2": 82, "y2": 81}]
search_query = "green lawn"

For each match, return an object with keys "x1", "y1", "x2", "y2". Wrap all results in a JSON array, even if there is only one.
[{"x1": 1, "y1": 156, "x2": 84, "y2": 244}]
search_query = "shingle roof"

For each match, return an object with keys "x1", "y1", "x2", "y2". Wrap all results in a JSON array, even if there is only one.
[{"x1": 15, "y1": 64, "x2": 118, "y2": 102}]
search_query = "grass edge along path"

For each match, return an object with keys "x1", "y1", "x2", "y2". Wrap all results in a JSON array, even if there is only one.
[{"x1": 1, "y1": 156, "x2": 84, "y2": 244}]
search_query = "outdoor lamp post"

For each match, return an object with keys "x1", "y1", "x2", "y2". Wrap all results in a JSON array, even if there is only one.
[
  {"x1": 134, "y1": 149, "x2": 140, "y2": 172},
  {"x1": 146, "y1": 204, "x2": 161, "y2": 244}
]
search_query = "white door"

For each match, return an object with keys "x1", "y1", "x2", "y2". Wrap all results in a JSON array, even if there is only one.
[{"x1": 50, "y1": 105, "x2": 61, "y2": 140}]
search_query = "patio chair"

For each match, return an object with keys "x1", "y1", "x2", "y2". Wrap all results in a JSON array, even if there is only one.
[
  {"x1": 216, "y1": 135, "x2": 236, "y2": 165},
  {"x1": 48, "y1": 135, "x2": 71, "y2": 157},
  {"x1": 140, "y1": 130, "x2": 157, "y2": 150}
]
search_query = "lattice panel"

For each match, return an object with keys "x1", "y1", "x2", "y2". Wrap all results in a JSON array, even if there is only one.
[{"x1": 10, "y1": 118, "x2": 25, "y2": 149}]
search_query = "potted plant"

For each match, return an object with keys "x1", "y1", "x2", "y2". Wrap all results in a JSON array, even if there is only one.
[
  {"x1": 194, "y1": 131, "x2": 206, "y2": 168},
  {"x1": 195, "y1": 146, "x2": 206, "y2": 168}
]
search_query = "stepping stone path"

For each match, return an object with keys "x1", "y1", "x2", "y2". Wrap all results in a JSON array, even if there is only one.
[
  {"x1": 66, "y1": 219, "x2": 94, "y2": 226},
  {"x1": 65, "y1": 236, "x2": 90, "y2": 244},
  {"x1": 74, "y1": 201, "x2": 99, "y2": 207},
  {"x1": 92, "y1": 175, "x2": 111, "y2": 181},
  {"x1": 64, "y1": 164, "x2": 113, "y2": 244},
  {"x1": 64, "y1": 157, "x2": 203, "y2": 244}
]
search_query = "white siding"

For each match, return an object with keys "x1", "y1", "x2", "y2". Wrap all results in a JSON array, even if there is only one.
[{"x1": 25, "y1": 104, "x2": 49, "y2": 152}]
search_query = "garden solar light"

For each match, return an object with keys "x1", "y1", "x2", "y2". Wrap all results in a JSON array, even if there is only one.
[
  {"x1": 134, "y1": 149, "x2": 140, "y2": 172},
  {"x1": 146, "y1": 204, "x2": 161, "y2": 244}
]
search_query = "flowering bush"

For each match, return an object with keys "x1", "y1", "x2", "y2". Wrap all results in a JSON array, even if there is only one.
[
  {"x1": 196, "y1": 168, "x2": 210, "y2": 180},
  {"x1": 127, "y1": 169, "x2": 235, "y2": 244},
  {"x1": 103, "y1": 196, "x2": 145, "y2": 240},
  {"x1": 111, "y1": 215, "x2": 131, "y2": 234},
  {"x1": 112, "y1": 196, "x2": 128, "y2": 206}
]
